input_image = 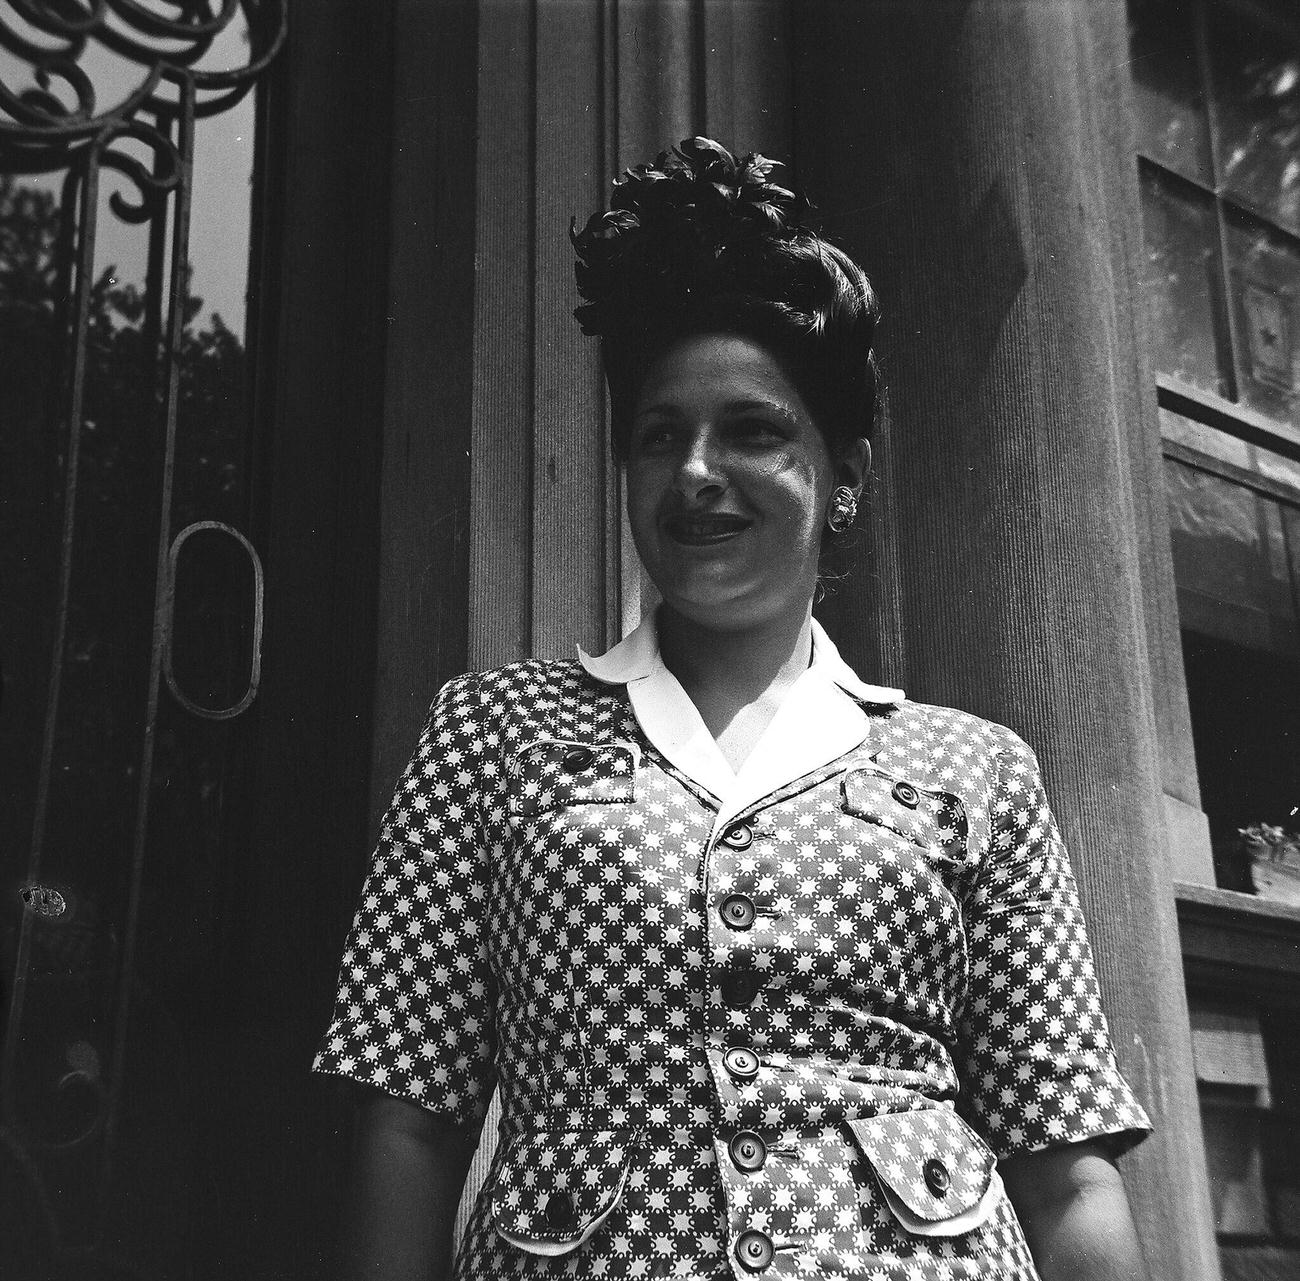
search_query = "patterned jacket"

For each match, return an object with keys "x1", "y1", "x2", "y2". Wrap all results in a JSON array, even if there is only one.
[{"x1": 313, "y1": 616, "x2": 1150, "y2": 1280}]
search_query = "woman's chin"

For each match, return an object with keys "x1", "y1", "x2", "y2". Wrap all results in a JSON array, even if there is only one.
[
  {"x1": 657, "y1": 582, "x2": 801, "y2": 636},
  {"x1": 655, "y1": 570, "x2": 745, "y2": 610}
]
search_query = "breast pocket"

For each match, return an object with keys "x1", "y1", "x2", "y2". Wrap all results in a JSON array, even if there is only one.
[
  {"x1": 506, "y1": 739, "x2": 639, "y2": 819},
  {"x1": 841, "y1": 767, "x2": 971, "y2": 867},
  {"x1": 490, "y1": 1127, "x2": 640, "y2": 1257},
  {"x1": 847, "y1": 1106, "x2": 1000, "y2": 1237}
]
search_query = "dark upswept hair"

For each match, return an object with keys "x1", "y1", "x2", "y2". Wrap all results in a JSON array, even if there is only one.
[{"x1": 570, "y1": 137, "x2": 881, "y2": 458}]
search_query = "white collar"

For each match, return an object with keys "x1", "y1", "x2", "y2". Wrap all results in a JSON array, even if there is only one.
[
  {"x1": 577, "y1": 612, "x2": 904, "y2": 836},
  {"x1": 578, "y1": 612, "x2": 904, "y2": 705}
]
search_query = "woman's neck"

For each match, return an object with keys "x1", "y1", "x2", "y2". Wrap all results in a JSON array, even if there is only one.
[{"x1": 656, "y1": 605, "x2": 815, "y2": 770}]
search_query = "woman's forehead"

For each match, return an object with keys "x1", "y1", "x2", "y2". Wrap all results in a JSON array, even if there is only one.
[{"x1": 633, "y1": 333, "x2": 811, "y2": 412}]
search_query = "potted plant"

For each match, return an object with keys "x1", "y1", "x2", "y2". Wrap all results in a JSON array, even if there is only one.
[{"x1": 1232, "y1": 822, "x2": 1300, "y2": 898}]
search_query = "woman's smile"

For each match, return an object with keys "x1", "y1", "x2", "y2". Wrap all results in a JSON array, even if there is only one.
[{"x1": 663, "y1": 510, "x2": 753, "y2": 545}]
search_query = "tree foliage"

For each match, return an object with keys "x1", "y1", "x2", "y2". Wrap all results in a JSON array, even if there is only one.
[{"x1": 0, "y1": 171, "x2": 254, "y2": 940}]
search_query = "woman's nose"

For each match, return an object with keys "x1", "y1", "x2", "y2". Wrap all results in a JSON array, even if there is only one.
[{"x1": 672, "y1": 433, "x2": 726, "y2": 500}]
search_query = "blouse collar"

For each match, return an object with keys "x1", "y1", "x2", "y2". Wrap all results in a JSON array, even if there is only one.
[{"x1": 577, "y1": 612, "x2": 905, "y2": 837}]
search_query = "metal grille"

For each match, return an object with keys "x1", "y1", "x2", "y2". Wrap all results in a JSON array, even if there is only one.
[{"x1": 0, "y1": 4, "x2": 284, "y2": 1272}]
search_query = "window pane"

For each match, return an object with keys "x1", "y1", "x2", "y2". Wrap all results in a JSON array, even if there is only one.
[
  {"x1": 1208, "y1": 3, "x2": 1300, "y2": 238},
  {"x1": 1165, "y1": 457, "x2": 1297, "y2": 649},
  {"x1": 1287, "y1": 503, "x2": 1300, "y2": 625},
  {"x1": 1180, "y1": 630, "x2": 1300, "y2": 891},
  {"x1": 1225, "y1": 206, "x2": 1300, "y2": 423},
  {"x1": 1130, "y1": 0, "x2": 1213, "y2": 183},
  {"x1": 1257, "y1": 448, "x2": 1300, "y2": 489},
  {"x1": 1202, "y1": 1094, "x2": 1271, "y2": 1235},
  {"x1": 1168, "y1": 445, "x2": 1300, "y2": 893},
  {"x1": 1265, "y1": 1015, "x2": 1300, "y2": 1241},
  {"x1": 1142, "y1": 163, "x2": 1233, "y2": 395}
]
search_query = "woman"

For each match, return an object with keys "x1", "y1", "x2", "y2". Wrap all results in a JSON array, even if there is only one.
[{"x1": 315, "y1": 138, "x2": 1151, "y2": 1281}]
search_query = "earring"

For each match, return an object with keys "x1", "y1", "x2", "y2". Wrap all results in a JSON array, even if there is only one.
[{"x1": 826, "y1": 486, "x2": 858, "y2": 533}]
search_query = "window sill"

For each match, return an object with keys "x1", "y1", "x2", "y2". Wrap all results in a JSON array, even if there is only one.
[
  {"x1": 1158, "y1": 376, "x2": 1300, "y2": 456},
  {"x1": 1176, "y1": 881, "x2": 1300, "y2": 996}
]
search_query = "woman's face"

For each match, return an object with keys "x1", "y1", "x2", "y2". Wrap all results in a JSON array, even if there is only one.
[{"x1": 625, "y1": 332, "x2": 868, "y2": 635}]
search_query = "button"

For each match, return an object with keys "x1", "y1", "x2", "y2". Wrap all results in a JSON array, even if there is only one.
[
  {"x1": 719, "y1": 971, "x2": 762, "y2": 1007},
  {"x1": 729, "y1": 1130, "x2": 767, "y2": 1172},
  {"x1": 720, "y1": 894, "x2": 756, "y2": 930},
  {"x1": 545, "y1": 1189, "x2": 576, "y2": 1227},
  {"x1": 891, "y1": 780, "x2": 920, "y2": 808},
  {"x1": 735, "y1": 1229, "x2": 775, "y2": 1272},
  {"x1": 562, "y1": 746, "x2": 594, "y2": 772},
  {"x1": 722, "y1": 822, "x2": 753, "y2": 850},
  {"x1": 923, "y1": 1158, "x2": 950, "y2": 1197},
  {"x1": 723, "y1": 1047, "x2": 760, "y2": 1080}
]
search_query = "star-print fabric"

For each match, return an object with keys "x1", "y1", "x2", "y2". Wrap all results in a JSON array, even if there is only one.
[{"x1": 314, "y1": 658, "x2": 1150, "y2": 1280}]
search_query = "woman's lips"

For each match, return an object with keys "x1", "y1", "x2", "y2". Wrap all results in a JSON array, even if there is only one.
[{"x1": 664, "y1": 512, "x2": 752, "y2": 545}]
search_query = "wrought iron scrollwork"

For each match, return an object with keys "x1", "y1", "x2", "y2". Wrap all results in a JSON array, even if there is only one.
[{"x1": 0, "y1": 1, "x2": 285, "y2": 149}]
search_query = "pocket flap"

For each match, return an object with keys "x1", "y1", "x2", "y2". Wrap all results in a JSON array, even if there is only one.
[
  {"x1": 841, "y1": 768, "x2": 970, "y2": 863},
  {"x1": 507, "y1": 740, "x2": 638, "y2": 818},
  {"x1": 490, "y1": 1128, "x2": 639, "y2": 1256},
  {"x1": 847, "y1": 1107, "x2": 995, "y2": 1227}
]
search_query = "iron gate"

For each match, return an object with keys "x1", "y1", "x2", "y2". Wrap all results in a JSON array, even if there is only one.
[{"x1": 1, "y1": 4, "x2": 286, "y2": 1275}]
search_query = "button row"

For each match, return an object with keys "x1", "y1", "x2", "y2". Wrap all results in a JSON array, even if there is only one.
[
  {"x1": 719, "y1": 820, "x2": 768, "y2": 1270},
  {"x1": 735, "y1": 1228, "x2": 774, "y2": 1273},
  {"x1": 719, "y1": 970, "x2": 761, "y2": 1007},
  {"x1": 722, "y1": 1046, "x2": 759, "y2": 1080},
  {"x1": 719, "y1": 893, "x2": 756, "y2": 930},
  {"x1": 728, "y1": 1129, "x2": 766, "y2": 1172}
]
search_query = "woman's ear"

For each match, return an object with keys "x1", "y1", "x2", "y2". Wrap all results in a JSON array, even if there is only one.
[{"x1": 837, "y1": 438, "x2": 871, "y2": 493}]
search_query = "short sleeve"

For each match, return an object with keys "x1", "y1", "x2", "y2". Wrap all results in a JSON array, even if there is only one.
[
  {"x1": 954, "y1": 737, "x2": 1152, "y2": 1160},
  {"x1": 312, "y1": 673, "x2": 498, "y2": 1126}
]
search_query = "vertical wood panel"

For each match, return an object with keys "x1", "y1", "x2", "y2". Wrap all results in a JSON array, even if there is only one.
[
  {"x1": 616, "y1": 0, "x2": 700, "y2": 166},
  {"x1": 372, "y1": 0, "x2": 479, "y2": 819},
  {"x1": 246, "y1": 4, "x2": 396, "y2": 1273},
  {"x1": 701, "y1": 0, "x2": 792, "y2": 157},
  {"x1": 469, "y1": 0, "x2": 536, "y2": 670},
  {"x1": 531, "y1": 1, "x2": 610, "y2": 659}
]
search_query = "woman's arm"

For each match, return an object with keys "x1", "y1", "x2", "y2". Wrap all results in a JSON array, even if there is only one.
[
  {"x1": 1001, "y1": 1140, "x2": 1149, "y2": 1281},
  {"x1": 344, "y1": 1090, "x2": 479, "y2": 1281}
]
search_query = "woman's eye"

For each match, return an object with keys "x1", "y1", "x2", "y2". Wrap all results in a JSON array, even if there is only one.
[
  {"x1": 633, "y1": 424, "x2": 677, "y2": 451},
  {"x1": 728, "y1": 418, "x2": 784, "y2": 443}
]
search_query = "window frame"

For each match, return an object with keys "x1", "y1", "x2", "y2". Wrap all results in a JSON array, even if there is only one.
[
  {"x1": 1135, "y1": 0, "x2": 1300, "y2": 427},
  {"x1": 1131, "y1": 0, "x2": 1300, "y2": 983}
]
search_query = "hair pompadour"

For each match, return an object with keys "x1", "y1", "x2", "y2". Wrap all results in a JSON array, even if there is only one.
[{"x1": 571, "y1": 137, "x2": 882, "y2": 457}]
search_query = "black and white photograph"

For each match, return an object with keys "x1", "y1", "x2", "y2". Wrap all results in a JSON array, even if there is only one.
[{"x1": 2, "y1": 2, "x2": 1298, "y2": 1278}]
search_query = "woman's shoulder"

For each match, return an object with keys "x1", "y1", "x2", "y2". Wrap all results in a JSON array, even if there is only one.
[
  {"x1": 439, "y1": 657, "x2": 617, "y2": 708},
  {"x1": 881, "y1": 695, "x2": 1039, "y2": 765}
]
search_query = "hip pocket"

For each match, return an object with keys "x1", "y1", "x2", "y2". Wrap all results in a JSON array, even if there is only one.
[
  {"x1": 489, "y1": 1127, "x2": 640, "y2": 1257},
  {"x1": 847, "y1": 1105, "x2": 1000, "y2": 1238}
]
